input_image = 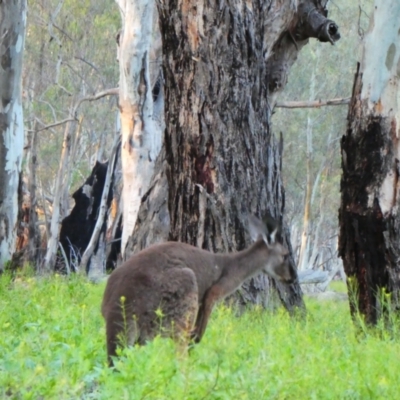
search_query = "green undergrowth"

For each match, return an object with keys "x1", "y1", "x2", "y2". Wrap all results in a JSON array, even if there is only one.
[
  {"x1": 1, "y1": 272, "x2": 400, "y2": 399},
  {"x1": 328, "y1": 280, "x2": 348, "y2": 293}
]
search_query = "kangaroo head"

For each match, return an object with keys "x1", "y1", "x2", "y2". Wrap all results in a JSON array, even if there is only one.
[{"x1": 247, "y1": 215, "x2": 295, "y2": 284}]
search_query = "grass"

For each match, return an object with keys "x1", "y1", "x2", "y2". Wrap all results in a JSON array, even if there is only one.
[
  {"x1": 328, "y1": 279, "x2": 348, "y2": 293},
  {"x1": 1, "y1": 272, "x2": 400, "y2": 399}
]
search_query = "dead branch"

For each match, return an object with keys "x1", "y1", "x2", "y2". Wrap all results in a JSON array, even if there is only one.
[
  {"x1": 75, "y1": 88, "x2": 119, "y2": 109},
  {"x1": 275, "y1": 97, "x2": 350, "y2": 109},
  {"x1": 29, "y1": 88, "x2": 119, "y2": 133},
  {"x1": 58, "y1": 242, "x2": 71, "y2": 275},
  {"x1": 34, "y1": 117, "x2": 76, "y2": 133}
]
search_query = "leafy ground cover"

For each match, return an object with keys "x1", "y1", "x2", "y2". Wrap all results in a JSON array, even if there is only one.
[{"x1": 1, "y1": 272, "x2": 399, "y2": 399}]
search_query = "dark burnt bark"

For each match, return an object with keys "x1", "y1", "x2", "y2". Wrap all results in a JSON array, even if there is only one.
[
  {"x1": 15, "y1": 177, "x2": 29, "y2": 253},
  {"x1": 14, "y1": 128, "x2": 42, "y2": 269},
  {"x1": 58, "y1": 161, "x2": 113, "y2": 273},
  {"x1": 26, "y1": 129, "x2": 41, "y2": 267},
  {"x1": 339, "y1": 65, "x2": 400, "y2": 325},
  {"x1": 123, "y1": 0, "x2": 340, "y2": 312},
  {"x1": 7, "y1": 174, "x2": 27, "y2": 271}
]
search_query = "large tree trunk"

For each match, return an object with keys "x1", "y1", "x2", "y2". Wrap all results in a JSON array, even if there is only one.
[
  {"x1": 123, "y1": 0, "x2": 340, "y2": 311},
  {"x1": 0, "y1": 1, "x2": 27, "y2": 269},
  {"x1": 339, "y1": 1, "x2": 400, "y2": 324}
]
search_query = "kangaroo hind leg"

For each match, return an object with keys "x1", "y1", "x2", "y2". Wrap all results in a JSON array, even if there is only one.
[{"x1": 159, "y1": 267, "x2": 199, "y2": 347}]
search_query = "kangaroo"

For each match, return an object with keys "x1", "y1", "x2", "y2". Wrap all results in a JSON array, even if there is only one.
[{"x1": 101, "y1": 215, "x2": 295, "y2": 366}]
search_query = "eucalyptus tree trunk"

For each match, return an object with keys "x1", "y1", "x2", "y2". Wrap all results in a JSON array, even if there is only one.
[
  {"x1": 339, "y1": 1, "x2": 400, "y2": 324},
  {"x1": 121, "y1": 0, "x2": 340, "y2": 312},
  {"x1": 115, "y1": 0, "x2": 162, "y2": 256},
  {"x1": 0, "y1": 1, "x2": 27, "y2": 270},
  {"x1": 27, "y1": 127, "x2": 41, "y2": 267},
  {"x1": 298, "y1": 117, "x2": 313, "y2": 271}
]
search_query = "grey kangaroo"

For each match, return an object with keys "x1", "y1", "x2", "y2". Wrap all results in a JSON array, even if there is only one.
[{"x1": 101, "y1": 215, "x2": 295, "y2": 366}]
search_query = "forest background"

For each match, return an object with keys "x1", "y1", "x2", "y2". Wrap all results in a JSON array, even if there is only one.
[
  {"x1": 6, "y1": 1, "x2": 400, "y2": 398},
  {"x1": 20, "y1": 0, "x2": 371, "y2": 277}
]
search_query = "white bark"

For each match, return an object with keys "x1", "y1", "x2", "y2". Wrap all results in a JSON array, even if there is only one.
[
  {"x1": 0, "y1": 2, "x2": 27, "y2": 269},
  {"x1": 298, "y1": 65, "x2": 317, "y2": 271},
  {"x1": 361, "y1": 1, "x2": 400, "y2": 215},
  {"x1": 116, "y1": 0, "x2": 162, "y2": 256},
  {"x1": 298, "y1": 116, "x2": 313, "y2": 271},
  {"x1": 361, "y1": 2, "x2": 400, "y2": 113}
]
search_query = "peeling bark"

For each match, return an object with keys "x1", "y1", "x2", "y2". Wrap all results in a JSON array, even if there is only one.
[
  {"x1": 0, "y1": 1, "x2": 27, "y2": 269},
  {"x1": 116, "y1": 0, "x2": 162, "y2": 256},
  {"x1": 339, "y1": 1, "x2": 400, "y2": 324}
]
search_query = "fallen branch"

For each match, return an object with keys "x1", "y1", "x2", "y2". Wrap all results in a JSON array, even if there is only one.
[
  {"x1": 276, "y1": 97, "x2": 350, "y2": 109},
  {"x1": 298, "y1": 269, "x2": 329, "y2": 284}
]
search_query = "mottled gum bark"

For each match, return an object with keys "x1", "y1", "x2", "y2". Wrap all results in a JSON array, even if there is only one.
[
  {"x1": 0, "y1": 1, "x2": 27, "y2": 268},
  {"x1": 116, "y1": 0, "x2": 162, "y2": 257}
]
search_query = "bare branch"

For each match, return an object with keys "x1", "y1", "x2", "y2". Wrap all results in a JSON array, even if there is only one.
[
  {"x1": 37, "y1": 99, "x2": 58, "y2": 121},
  {"x1": 74, "y1": 56, "x2": 102, "y2": 77},
  {"x1": 64, "y1": 61, "x2": 95, "y2": 93},
  {"x1": 30, "y1": 88, "x2": 119, "y2": 132},
  {"x1": 56, "y1": 82, "x2": 74, "y2": 97},
  {"x1": 74, "y1": 88, "x2": 119, "y2": 110},
  {"x1": 33, "y1": 117, "x2": 76, "y2": 133},
  {"x1": 52, "y1": 23, "x2": 74, "y2": 42},
  {"x1": 58, "y1": 242, "x2": 71, "y2": 275},
  {"x1": 275, "y1": 97, "x2": 350, "y2": 109}
]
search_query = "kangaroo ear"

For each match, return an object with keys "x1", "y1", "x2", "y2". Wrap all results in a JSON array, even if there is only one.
[
  {"x1": 247, "y1": 215, "x2": 269, "y2": 243},
  {"x1": 269, "y1": 227, "x2": 278, "y2": 243},
  {"x1": 247, "y1": 214, "x2": 281, "y2": 244},
  {"x1": 262, "y1": 214, "x2": 281, "y2": 243}
]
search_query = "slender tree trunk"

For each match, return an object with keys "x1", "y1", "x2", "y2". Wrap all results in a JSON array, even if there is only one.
[
  {"x1": 298, "y1": 64, "x2": 318, "y2": 272},
  {"x1": 298, "y1": 117, "x2": 313, "y2": 271},
  {"x1": 0, "y1": 1, "x2": 27, "y2": 269},
  {"x1": 26, "y1": 127, "x2": 41, "y2": 265},
  {"x1": 339, "y1": 1, "x2": 400, "y2": 324},
  {"x1": 42, "y1": 113, "x2": 77, "y2": 272},
  {"x1": 115, "y1": 0, "x2": 162, "y2": 256}
]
